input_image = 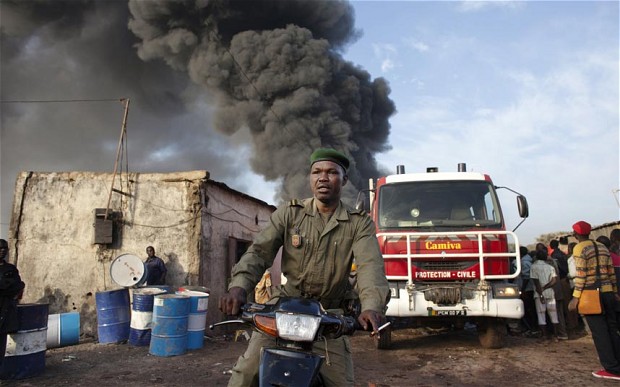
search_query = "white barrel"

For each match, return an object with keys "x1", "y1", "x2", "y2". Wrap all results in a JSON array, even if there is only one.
[
  {"x1": 129, "y1": 287, "x2": 167, "y2": 346},
  {"x1": 110, "y1": 253, "x2": 147, "y2": 287}
]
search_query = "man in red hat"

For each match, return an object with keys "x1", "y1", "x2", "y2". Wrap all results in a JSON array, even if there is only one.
[{"x1": 567, "y1": 221, "x2": 620, "y2": 380}]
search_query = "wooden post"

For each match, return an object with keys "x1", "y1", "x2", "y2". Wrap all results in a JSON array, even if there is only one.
[{"x1": 105, "y1": 98, "x2": 130, "y2": 220}]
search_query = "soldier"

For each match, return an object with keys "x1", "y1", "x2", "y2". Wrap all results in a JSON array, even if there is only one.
[{"x1": 219, "y1": 148, "x2": 389, "y2": 387}]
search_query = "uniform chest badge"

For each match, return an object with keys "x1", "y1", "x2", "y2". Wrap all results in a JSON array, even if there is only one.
[{"x1": 291, "y1": 227, "x2": 302, "y2": 248}]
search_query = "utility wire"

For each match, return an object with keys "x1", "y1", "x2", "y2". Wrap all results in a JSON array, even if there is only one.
[{"x1": 0, "y1": 98, "x2": 124, "y2": 103}]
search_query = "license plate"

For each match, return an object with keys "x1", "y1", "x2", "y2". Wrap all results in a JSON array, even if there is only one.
[{"x1": 431, "y1": 309, "x2": 466, "y2": 316}]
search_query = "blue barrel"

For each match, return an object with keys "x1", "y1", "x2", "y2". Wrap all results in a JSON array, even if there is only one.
[
  {"x1": 1, "y1": 303, "x2": 49, "y2": 380},
  {"x1": 129, "y1": 287, "x2": 167, "y2": 346},
  {"x1": 47, "y1": 312, "x2": 80, "y2": 348},
  {"x1": 59, "y1": 312, "x2": 80, "y2": 346},
  {"x1": 177, "y1": 290, "x2": 209, "y2": 350},
  {"x1": 149, "y1": 294, "x2": 190, "y2": 357},
  {"x1": 96, "y1": 289, "x2": 130, "y2": 344}
]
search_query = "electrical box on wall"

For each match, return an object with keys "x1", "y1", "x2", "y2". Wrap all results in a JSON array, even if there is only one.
[{"x1": 93, "y1": 208, "x2": 122, "y2": 245}]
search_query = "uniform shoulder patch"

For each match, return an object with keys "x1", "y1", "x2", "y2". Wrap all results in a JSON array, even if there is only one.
[
  {"x1": 288, "y1": 199, "x2": 304, "y2": 207},
  {"x1": 348, "y1": 207, "x2": 367, "y2": 216}
]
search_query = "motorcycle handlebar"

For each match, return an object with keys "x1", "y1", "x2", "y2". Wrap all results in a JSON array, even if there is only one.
[
  {"x1": 340, "y1": 315, "x2": 362, "y2": 336},
  {"x1": 210, "y1": 301, "x2": 366, "y2": 335}
]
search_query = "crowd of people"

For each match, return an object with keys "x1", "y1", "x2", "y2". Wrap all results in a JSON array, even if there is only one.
[
  {"x1": 514, "y1": 239, "x2": 575, "y2": 340},
  {"x1": 512, "y1": 221, "x2": 620, "y2": 381}
]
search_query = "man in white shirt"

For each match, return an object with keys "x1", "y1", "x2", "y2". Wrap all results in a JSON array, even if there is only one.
[{"x1": 530, "y1": 248, "x2": 559, "y2": 341}]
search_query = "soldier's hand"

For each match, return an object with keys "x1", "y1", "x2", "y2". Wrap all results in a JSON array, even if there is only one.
[
  {"x1": 357, "y1": 309, "x2": 383, "y2": 337},
  {"x1": 218, "y1": 287, "x2": 247, "y2": 316}
]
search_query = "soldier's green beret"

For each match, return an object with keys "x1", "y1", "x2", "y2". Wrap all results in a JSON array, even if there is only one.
[{"x1": 310, "y1": 148, "x2": 350, "y2": 170}]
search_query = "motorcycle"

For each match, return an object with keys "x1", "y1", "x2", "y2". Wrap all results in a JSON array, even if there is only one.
[{"x1": 210, "y1": 297, "x2": 367, "y2": 387}]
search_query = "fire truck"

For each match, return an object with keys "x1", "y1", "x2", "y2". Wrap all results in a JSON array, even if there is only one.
[{"x1": 360, "y1": 163, "x2": 528, "y2": 349}]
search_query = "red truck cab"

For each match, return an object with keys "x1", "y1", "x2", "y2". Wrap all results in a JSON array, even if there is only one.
[{"x1": 365, "y1": 164, "x2": 528, "y2": 349}]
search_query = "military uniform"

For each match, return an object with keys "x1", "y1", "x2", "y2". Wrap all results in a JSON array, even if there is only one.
[{"x1": 228, "y1": 198, "x2": 389, "y2": 387}]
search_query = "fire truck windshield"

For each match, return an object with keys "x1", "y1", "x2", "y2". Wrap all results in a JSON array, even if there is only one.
[{"x1": 378, "y1": 180, "x2": 502, "y2": 229}]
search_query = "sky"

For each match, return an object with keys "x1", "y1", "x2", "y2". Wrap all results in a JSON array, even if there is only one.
[{"x1": 1, "y1": 0, "x2": 618, "y2": 245}]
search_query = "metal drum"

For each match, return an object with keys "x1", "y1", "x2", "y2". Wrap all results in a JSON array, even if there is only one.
[
  {"x1": 177, "y1": 290, "x2": 209, "y2": 350},
  {"x1": 47, "y1": 312, "x2": 80, "y2": 348},
  {"x1": 149, "y1": 294, "x2": 190, "y2": 357},
  {"x1": 96, "y1": 288, "x2": 130, "y2": 344},
  {"x1": 110, "y1": 253, "x2": 147, "y2": 288},
  {"x1": 129, "y1": 287, "x2": 167, "y2": 346},
  {"x1": 177, "y1": 285, "x2": 209, "y2": 293},
  {"x1": 147, "y1": 285, "x2": 173, "y2": 294},
  {"x1": 0, "y1": 303, "x2": 49, "y2": 380}
]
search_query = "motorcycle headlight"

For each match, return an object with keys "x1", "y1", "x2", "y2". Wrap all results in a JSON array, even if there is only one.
[
  {"x1": 276, "y1": 312, "x2": 321, "y2": 342},
  {"x1": 492, "y1": 283, "x2": 520, "y2": 298}
]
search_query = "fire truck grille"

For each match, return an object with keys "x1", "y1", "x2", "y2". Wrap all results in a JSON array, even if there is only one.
[
  {"x1": 414, "y1": 261, "x2": 478, "y2": 271},
  {"x1": 424, "y1": 287, "x2": 462, "y2": 305}
]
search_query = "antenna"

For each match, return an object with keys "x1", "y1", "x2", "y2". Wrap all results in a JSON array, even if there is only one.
[{"x1": 105, "y1": 98, "x2": 130, "y2": 220}]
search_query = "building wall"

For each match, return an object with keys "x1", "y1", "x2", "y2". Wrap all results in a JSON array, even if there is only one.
[
  {"x1": 589, "y1": 221, "x2": 620, "y2": 243},
  {"x1": 200, "y1": 181, "x2": 275, "y2": 328},
  {"x1": 8, "y1": 170, "x2": 276, "y2": 338},
  {"x1": 9, "y1": 170, "x2": 207, "y2": 336}
]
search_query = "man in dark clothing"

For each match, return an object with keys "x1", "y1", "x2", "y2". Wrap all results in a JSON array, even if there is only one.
[
  {"x1": 550, "y1": 239, "x2": 569, "y2": 278},
  {"x1": 0, "y1": 239, "x2": 26, "y2": 367},
  {"x1": 549, "y1": 239, "x2": 570, "y2": 339},
  {"x1": 518, "y1": 246, "x2": 537, "y2": 333},
  {"x1": 144, "y1": 246, "x2": 167, "y2": 285}
]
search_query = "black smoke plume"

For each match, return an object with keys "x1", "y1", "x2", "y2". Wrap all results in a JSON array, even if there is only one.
[{"x1": 128, "y1": 0, "x2": 395, "y2": 201}]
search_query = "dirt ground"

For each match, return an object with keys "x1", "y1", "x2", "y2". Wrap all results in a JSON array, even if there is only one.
[{"x1": 2, "y1": 327, "x2": 615, "y2": 387}]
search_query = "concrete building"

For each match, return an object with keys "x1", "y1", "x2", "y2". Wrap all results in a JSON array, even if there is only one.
[{"x1": 6, "y1": 170, "x2": 275, "y2": 337}]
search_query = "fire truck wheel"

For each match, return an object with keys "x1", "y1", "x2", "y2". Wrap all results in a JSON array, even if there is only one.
[
  {"x1": 375, "y1": 324, "x2": 392, "y2": 350},
  {"x1": 477, "y1": 318, "x2": 506, "y2": 349}
]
